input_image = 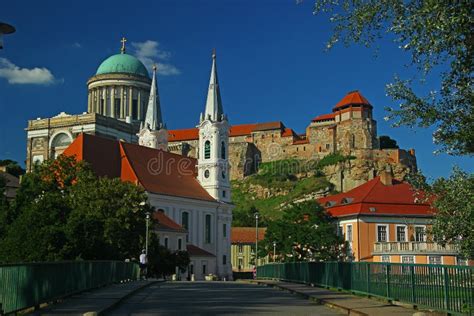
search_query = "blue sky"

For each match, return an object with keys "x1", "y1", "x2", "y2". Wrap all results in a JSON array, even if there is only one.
[{"x1": 0, "y1": 0, "x2": 472, "y2": 179}]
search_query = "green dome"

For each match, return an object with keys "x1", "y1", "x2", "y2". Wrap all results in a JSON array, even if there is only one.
[{"x1": 96, "y1": 53, "x2": 149, "y2": 78}]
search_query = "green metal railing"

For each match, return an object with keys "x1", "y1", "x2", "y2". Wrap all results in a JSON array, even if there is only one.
[
  {"x1": 0, "y1": 261, "x2": 140, "y2": 314},
  {"x1": 258, "y1": 262, "x2": 474, "y2": 315}
]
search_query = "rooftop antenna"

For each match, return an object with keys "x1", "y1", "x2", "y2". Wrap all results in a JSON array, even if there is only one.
[{"x1": 0, "y1": 22, "x2": 16, "y2": 49}]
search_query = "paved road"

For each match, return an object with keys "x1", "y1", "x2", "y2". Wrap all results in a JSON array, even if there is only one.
[{"x1": 106, "y1": 281, "x2": 343, "y2": 315}]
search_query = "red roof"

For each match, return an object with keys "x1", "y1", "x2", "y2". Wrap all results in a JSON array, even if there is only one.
[
  {"x1": 311, "y1": 113, "x2": 336, "y2": 122},
  {"x1": 282, "y1": 128, "x2": 296, "y2": 138},
  {"x1": 293, "y1": 139, "x2": 309, "y2": 145},
  {"x1": 186, "y1": 244, "x2": 215, "y2": 257},
  {"x1": 231, "y1": 227, "x2": 267, "y2": 243},
  {"x1": 317, "y1": 176, "x2": 433, "y2": 217},
  {"x1": 153, "y1": 211, "x2": 186, "y2": 233},
  {"x1": 64, "y1": 133, "x2": 216, "y2": 202},
  {"x1": 168, "y1": 122, "x2": 285, "y2": 142},
  {"x1": 333, "y1": 90, "x2": 372, "y2": 111}
]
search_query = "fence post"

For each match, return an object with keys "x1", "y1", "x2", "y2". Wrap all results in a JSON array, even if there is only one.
[
  {"x1": 366, "y1": 263, "x2": 370, "y2": 294},
  {"x1": 410, "y1": 265, "x2": 416, "y2": 304},
  {"x1": 443, "y1": 266, "x2": 450, "y2": 311},
  {"x1": 386, "y1": 264, "x2": 391, "y2": 299}
]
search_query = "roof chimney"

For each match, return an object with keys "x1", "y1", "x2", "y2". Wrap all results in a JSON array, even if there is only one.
[{"x1": 380, "y1": 167, "x2": 393, "y2": 186}]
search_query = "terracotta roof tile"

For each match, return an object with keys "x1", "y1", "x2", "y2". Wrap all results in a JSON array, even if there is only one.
[
  {"x1": 317, "y1": 177, "x2": 433, "y2": 217},
  {"x1": 333, "y1": 90, "x2": 372, "y2": 111},
  {"x1": 282, "y1": 128, "x2": 296, "y2": 138},
  {"x1": 64, "y1": 133, "x2": 216, "y2": 202},
  {"x1": 186, "y1": 244, "x2": 215, "y2": 257},
  {"x1": 231, "y1": 227, "x2": 266, "y2": 243},
  {"x1": 152, "y1": 211, "x2": 187, "y2": 233},
  {"x1": 168, "y1": 128, "x2": 199, "y2": 142},
  {"x1": 311, "y1": 113, "x2": 336, "y2": 122}
]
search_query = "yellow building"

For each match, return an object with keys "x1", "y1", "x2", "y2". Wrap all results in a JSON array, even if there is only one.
[
  {"x1": 231, "y1": 227, "x2": 268, "y2": 272},
  {"x1": 318, "y1": 170, "x2": 470, "y2": 266}
]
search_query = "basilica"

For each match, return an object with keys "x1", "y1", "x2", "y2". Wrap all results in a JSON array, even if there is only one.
[{"x1": 26, "y1": 40, "x2": 233, "y2": 280}]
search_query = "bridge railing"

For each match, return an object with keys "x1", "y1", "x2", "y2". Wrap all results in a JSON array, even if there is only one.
[
  {"x1": 0, "y1": 260, "x2": 140, "y2": 314},
  {"x1": 257, "y1": 262, "x2": 473, "y2": 315}
]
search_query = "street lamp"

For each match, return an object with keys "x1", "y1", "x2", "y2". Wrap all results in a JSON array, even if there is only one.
[
  {"x1": 145, "y1": 211, "x2": 151, "y2": 256},
  {"x1": 273, "y1": 241, "x2": 277, "y2": 262},
  {"x1": 254, "y1": 212, "x2": 259, "y2": 277},
  {"x1": 0, "y1": 22, "x2": 16, "y2": 49}
]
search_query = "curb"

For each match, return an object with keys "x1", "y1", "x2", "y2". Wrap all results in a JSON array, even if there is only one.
[
  {"x1": 94, "y1": 280, "x2": 164, "y2": 316},
  {"x1": 252, "y1": 280, "x2": 369, "y2": 316}
]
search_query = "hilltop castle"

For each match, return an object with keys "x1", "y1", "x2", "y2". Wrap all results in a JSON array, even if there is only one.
[{"x1": 25, "y1": 40, "x2": 416, "y2": 193}]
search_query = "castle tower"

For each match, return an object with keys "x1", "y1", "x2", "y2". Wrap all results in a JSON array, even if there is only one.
[
  {"x1": 197, "y1": 50, "x2": 231, "y2": 203},
  {"x1": 137, "y1": 65, "x2": 168, "y2": 150}
]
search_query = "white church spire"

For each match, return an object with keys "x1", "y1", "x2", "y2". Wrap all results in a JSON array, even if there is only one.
[
  {"x1": 202, "y1": 49, "x2": 224, "y2": 122},
  {"x1": 138, "y1": 64, "x2": 168, "y2": 151},
  {"x1": 144, "y1": 65, "x2": 163, "y2": 130}
]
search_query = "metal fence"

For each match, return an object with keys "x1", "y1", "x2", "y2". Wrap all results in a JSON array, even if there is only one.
[
  {"x1": 0, "y1": 260, "x2": 140, "y2": 314},
  {"x1": 257, "y1": 262, "x2": 473, "y2": 315}
]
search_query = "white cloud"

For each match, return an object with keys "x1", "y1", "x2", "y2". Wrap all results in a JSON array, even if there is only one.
[
  {"x1": 0, "y1": 58, "x2": 60, "y2": 85},
  {"x1": 131, "y1": 40, "x2": 181, "y2": 76},
  {"x1": 72, "y1": 42, "x2": 82, "y2": 48}
]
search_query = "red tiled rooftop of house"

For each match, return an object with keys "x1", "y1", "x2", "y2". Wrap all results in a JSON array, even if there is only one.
[
  {"x1": 64, "y1": 133, "x2": 216, "y2": 202},
  {"x1": 186, "y1": 244, "x2": 215, "y2": 257},
  {"x1": 168, "y1": 128, "x2": 199, "y2": 142},
  {"x1": 231, "y1": 227, "x2": 267, "y2": 243},
  {"x1": 317, "y1": 174, "x2": 433, "y2": 217},
  {"x1": 152, "y1": 211, "x2": 187, "y2": 233},
  {"x1": 311, "y1": 113, "x2": 336, "y2": 122},
  {"x1": 333, "y1": 90, "x2": 372, "y2": 111}
]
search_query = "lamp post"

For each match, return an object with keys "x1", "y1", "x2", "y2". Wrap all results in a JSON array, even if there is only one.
[
  {"x1": 254, "y1": 212, "x2": 259, "y2": 277},
  {"x1": 273, "y1": 241, "x2": 277, "y2": 262},
  {"x1": 145, "y1": 212, "x2": 151, "y2": 256}
]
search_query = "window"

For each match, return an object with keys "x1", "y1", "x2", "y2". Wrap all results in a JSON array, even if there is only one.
[
  {"x1": 178, "y1": 238, "x2": 182, "y2": 251},
  {"x1": 325, "y1": 144, "x2": 330, "y2": 149},
  {"x1": 221, "y1": 141, "x2": 226, "y2": 159},
  {"x1": 238, "y1": 244, "x2": 243, "y2": 253},
  {"x1": 381, "y1": 255, "x2": 390, "y2": 263},
  {"x1": 457, "y1": 257, "x2": 468, "y2": 266},
  {"x1": 100, "y1": 99, "x2": 105, "y2": 114},
  {"x1": 204, "y1": 141, "x2": 211, "y2": 159},
  {"x1": 428, "y1": 255, "x2": 442, "y2": 265},
  {"x1": 238, "y1": 258, "x2": 243, "y2": 270},
  {"x1": 223, "y1": 223, "x2": 227, "y2": 237},
  {"x1": 221, "y1": 171, "x2": 226, "y2": 179},
  {"x1": 346, "y1": 225, "x2": 353, "y2": 242},
  {"x1": 181, "y1": 212, "x2": 189, "y2": 242},
  {"x1": 222, "y1": 190, "x2": 226, "y2": 198},
  {"x1": 132, "y1": 100, "x2": 138, "y2": 120},
  {"x1": 164, "y1": 237, "x2": 168, "y2": 248},
  {"x1": 114, "y1": 99, "x2": 121, "y2": 118},
  {"x1": 205, "y1": 214, "x2": 211, "y2": 243},
  {"x1": 204, "y1": 170, "x2": 210, "y2": 178},
  {"x1": 377, "y1": 225, "x2": 388, "y2": 242},
  {"x1": 202, "y1": 264, "x2": 207, "y2": 275},
  {"x1": 396, "y1": 225, "x2": 407, "y2": 242},
  {"x1": 51, "y1": 133, "x2": 72, "y2": 148},
  {"x1": 415, "y1": 226, "x2": 426, "y2": 242},
  {"x1": 401, "y1": 255, "x2": 414, "y2": 264},
  {"x1": 223, "y1": 255, "x2": 227, "y2": 265}
]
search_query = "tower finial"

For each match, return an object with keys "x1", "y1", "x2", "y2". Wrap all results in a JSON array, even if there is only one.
[
  {"x1": 212, "y1": 48, "x2": 216, "y2": 59},
  {"x1": 120, "y1": 37, "x2": 127, "y2": 54},
  {"x1": 152, "y1": 63, "x2": 157, "y2": 72}
]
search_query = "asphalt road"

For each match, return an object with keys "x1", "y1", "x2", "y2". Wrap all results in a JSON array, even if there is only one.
[{"x1": 105, "y1": 281, "x2": 343, "y2": 315}]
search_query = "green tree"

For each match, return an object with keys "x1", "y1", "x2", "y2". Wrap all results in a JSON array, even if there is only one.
[
  {"x1": 410, "y1": 168, "x2": 473, "y2": 259},
  {"x1": 0, "y1": 175, "x2": 10, "y2": 239},
  {"x1": 0, "y1": 155, "x2": 149, "y2": 263},
  {"x1": 312, "y1": 0, "x2": 473, "y2": 155},
  {"x1": 379, "y1": 135, "x2": 399, "y2": 149},
  {"x1": 261, "y1": 201, "x2": 345, "y2": 262}
]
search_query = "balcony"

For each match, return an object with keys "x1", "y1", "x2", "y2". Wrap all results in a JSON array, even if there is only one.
[{"x1": 373, "y1": 242, "x2": 459, "y2": 255}]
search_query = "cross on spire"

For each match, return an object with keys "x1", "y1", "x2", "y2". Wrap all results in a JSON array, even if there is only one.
[{"x1": 120, "y1": 37, "x2": 127, "y2": 54}]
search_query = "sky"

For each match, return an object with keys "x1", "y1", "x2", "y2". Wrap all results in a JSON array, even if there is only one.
[{"x1": 0, "y1": 0, "x2": 472, "y2": 180}]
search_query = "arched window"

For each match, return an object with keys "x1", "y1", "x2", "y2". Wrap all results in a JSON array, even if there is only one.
[
  {"x1": 51, "y1": 133, "x2": 72, "y2": 147},
  {"x1": 182, "y1": 211, "x2": 189, "y2": 242},
  {"x1": 204, "y1": 141, "x2": 211, "y2": 159},
  {"x1": 205, "y1": 214, "x2": 211, "y2": 243},
  {"x1": 221, "y1": 141, "x2": 226, "y2": 159}
]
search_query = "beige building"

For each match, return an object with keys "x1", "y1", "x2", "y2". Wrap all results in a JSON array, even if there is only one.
[{"x1": 231, "y1": 227, "x2": 268, "y2": 272}]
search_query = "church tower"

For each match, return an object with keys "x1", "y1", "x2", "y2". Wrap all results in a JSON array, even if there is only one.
[
  {"x1": 137, "y1": 65, "x2": 168, "y2": 150},
  {"x1": 197, "y1": 50, "x2": 231, "y2": 202}
]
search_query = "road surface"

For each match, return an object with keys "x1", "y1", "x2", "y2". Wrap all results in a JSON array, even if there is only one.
[{"x1": 106, "y1": 281, "x2": 343, "y2": 315}]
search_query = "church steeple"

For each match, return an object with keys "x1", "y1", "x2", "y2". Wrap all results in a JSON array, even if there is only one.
[
  {"x1": 137, "y1": 64, "x2": 168, "y2": 151},
  {"x1": 202, "y1": 49, "x2": 224, "y2": 122},
  {"x1": 197, "y1": 50, "x2": 230, "y2": 202},
  {"x1": 144, "y1": 65, "x2": 163, "y2": 130}
]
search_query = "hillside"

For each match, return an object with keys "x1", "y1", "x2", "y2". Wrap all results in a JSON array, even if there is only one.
[{"x1": 231, "y1": 154, "x2": 354, "y2": 226}]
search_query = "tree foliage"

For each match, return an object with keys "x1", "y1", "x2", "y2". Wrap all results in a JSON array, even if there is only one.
[
  {"x1": 312, "y1": 0, "x2": 473, "y2": 155},
  {"x1": 0, "y1": 155, "x2": 149, "y2": 263},
  {"x1": 409, "y1": 167, "x2": 474, "y2": 259},
  {"x1": 379, "y1": 135, "x2": 399, "y2": 149},
  {"x1": 0, "y1": 159, "x2": 25, "y2": 178},
  {"x1": 261, "y1": 201, "x2": 345, "y2": 262}
]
